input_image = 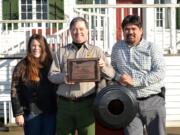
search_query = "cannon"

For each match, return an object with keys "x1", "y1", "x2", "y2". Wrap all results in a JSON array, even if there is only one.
[{"x1": 93, "y1": 84, "x2": 138, "y2": 129}]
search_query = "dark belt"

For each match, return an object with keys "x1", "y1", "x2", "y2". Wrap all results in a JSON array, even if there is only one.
[
  {"x1": 58, "y1": 93, "x2": 96, "y2": 102},
  {"x1": 137, "y1": 92, "x2": 163, "y2": 101},
  {"x1": 137, "y1": 94, "x2": 158, "y2": 100},
  {"x1": 137, "y1": 87, "x2": 166, "y2": 101}
]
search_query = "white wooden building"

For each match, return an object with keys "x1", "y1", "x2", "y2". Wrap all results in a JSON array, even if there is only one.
[{"x1": 0, "y1": 0, "x2": 180, "y2": 127}]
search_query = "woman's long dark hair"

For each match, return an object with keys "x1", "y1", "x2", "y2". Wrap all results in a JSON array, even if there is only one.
[{"x1": 25, "y1": 34, "x2": 52, "y2": 81}]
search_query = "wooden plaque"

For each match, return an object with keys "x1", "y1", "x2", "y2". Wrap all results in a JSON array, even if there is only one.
[{"x1": 67, "y1": 58, "x2": 100, "y2": 82}]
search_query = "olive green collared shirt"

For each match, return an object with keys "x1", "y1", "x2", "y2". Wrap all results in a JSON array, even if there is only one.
[{"x1": 48, "y1": 43, "x2": 115, "y2": 98}]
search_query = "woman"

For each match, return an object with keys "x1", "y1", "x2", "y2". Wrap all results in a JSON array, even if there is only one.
[{"x1": 11, "y1": 34, "x2": 57, "y2": 135}]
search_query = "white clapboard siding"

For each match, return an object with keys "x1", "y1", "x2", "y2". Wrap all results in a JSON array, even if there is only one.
[
  {"x1": 166, "y1": 102, "x2": 180, "y2": 108},
  {"x1": 166, "y1": 96, "x2": 180, "y2": 102},
  {"x1": 165, "y1": 83, "x2": 180, "y2": 89},
  {"x1": 165, "y1": 56, "x2": 180, "y2": 127},
  {"x1": 165, "y1": 77, "x2": 180, "y2": 83},
  {"x1": 0, "y1": 59, "x2": 20, "y2": 123},
  {"x1": 166, "y1": 90, "x2": 180, "y2": 95},
  {"x1": 0, "y1": 59, "x2": 19, "y2": 92},
  {"x1": 166, "y1": 109, "x2": 180, "y2": 115},
  {"x1": 166, "y1": 115, "x2": 180, "y2": 120}
]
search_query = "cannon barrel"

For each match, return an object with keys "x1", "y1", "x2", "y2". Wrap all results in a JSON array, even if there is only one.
[{"x1": 93, "y1": 84, "x2": 138, "y2": 129}]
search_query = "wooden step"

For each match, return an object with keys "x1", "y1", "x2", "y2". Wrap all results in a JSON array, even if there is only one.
[{"x1": 6, "y1": 123, "x2": 22, "y2": 131}]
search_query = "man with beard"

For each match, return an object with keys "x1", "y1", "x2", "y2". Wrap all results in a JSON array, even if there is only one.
[{"x1": 111, "y1": 15, "x2": 166, "y2": 135}]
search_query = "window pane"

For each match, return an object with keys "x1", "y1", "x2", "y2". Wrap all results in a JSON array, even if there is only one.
[
  {"x1": 42, "y1": 0, "x2": 47, "y2": 4},
  {"x1": 27, "y1": 0, "x2": 32, "y2": 4},
  {"x1": 160, "y1": 0, "x2": 165, "y2": 4},
  {"x1": 154, "y1": 0, "x2": 165, "y2": 4},
  {"x1": 38, "y1": 23, "x2": 42, "y2": 27},
  {"x1": 21, "y1": 0, "x2": 26, "y2": 4},
  {"x1": 37, "y1": 5, "x2": 41, "y2": 12},
  {"x1": 28, "y1": 5, "x2": 32, "y2": 12},
  {"x1": 157, "y1": 13, "x2": 160, "y2": 19},
  {"x1": 157, "y1": 8, "x2": 160, "y2": 12},
  {"x1": 27, "y1": 13, "x2": 32, "y2": 19},
  {"x1": 21, "y1": 13, "x2": 26, "y2": 19},
  {"x1": 160, "y1": 13, "x2": 163, "y2": 19},
  {"x1": 95, "y1": 0, "x2": 106, "y2": 4},
  {"x1": 157, "y1": 21, "x2": 159, "y2": 27},
  {"x1": 37, "y1": 0, "x2": 41, "y2": 4},
  {"x1": 21, "y1": 5, "x2": 26, "y2": 12},
  {"x1": 160, "y1": 8, "x2": 163, "y2": 12},
  {"x1": 37, "y1": 13, "x2": 42, "y2": 19},
  {"x1": 160, "y1": 20, "x2": 163, "y2": 26},
  {"x1": 77, "y1": 0, "x2": 93, "y2": 4},
  {"x1": 43, "y1": 13, "x2": 47, "y2": 19},
  {"x1": 43, "y1": 5, "x2": 47, "y2": 12}
]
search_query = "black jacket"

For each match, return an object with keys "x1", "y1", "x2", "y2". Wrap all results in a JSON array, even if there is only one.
[{"x1": 11, "y1": 59, "x2": 57, "y2": 117}]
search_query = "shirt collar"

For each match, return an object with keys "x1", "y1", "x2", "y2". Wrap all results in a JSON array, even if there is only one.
[
  {"x1": 71, "y1": 42, "x2": 90, "y2": 50},
  {"x1": 136, "y1": 38, "x2": 145, "y2": 48},
  {"x1": 125, "y1": 38, "x2": 145, "y2": 48}
]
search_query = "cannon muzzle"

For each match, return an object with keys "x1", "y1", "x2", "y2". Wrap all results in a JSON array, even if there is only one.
[{"x1": 93, "y1": 85, "x2": 138, "y2": 129}]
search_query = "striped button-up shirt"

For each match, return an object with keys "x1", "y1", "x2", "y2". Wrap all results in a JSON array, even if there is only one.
[
  {"x1": 48, "y1": 43, "x2": 115, "y2": 98},
  {"x1": 111, "y1": 39, "x2": 166, "y2": 98}
]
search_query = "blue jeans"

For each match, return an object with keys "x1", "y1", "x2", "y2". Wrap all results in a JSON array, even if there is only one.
[{"x1": 24, "y1": 113, "x2": 56, "y2": 135}]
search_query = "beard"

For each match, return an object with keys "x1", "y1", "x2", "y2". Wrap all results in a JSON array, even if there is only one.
[{"x1": 125, "y1": 34, "x2": 135, "y2": 44}]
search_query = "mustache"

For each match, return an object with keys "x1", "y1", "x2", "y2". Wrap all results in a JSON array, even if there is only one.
[{"x1": 126, "y1": 34, "x2": 134, "y2": 38}]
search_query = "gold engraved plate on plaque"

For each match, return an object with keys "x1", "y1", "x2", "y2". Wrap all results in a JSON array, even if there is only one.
[{"x1": 67, "y1": 58, "x2": 100, "y2": 82}]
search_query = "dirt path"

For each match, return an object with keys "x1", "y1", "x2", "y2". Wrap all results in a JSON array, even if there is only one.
[{"x1": 0, "y1": 127, "x2": 180, "y2": 135}]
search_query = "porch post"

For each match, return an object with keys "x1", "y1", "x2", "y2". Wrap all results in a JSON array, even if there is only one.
[
  {"x1": 177, "y1": 0, "x2": 180, "y2": 29},
  {"x1": 0, "y1": 0, "x2": 2, "y2": 31},
  {"x1": 107, "y1": 0, "x2": 116, "y2": 54},
  {"x1": 32, "y1": 0, "x2": 36, "y2": 20},
  {"x1": 143, "y1": 0, "x2": 155, "y2": 43},
  {"x1": 64, "y1": 0, "x2": 76, "y2": 24},
  {"x1": 0, "y1": 0, "x2": 2, "y2": 20},
  {"x1": 170, "y1": 0, "x2": 177, "y2": 54}
]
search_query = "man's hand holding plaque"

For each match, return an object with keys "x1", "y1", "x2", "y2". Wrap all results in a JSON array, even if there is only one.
[
  {"x1": 98, "y1": 58, "x2": 106, "y2": 68},
  {"x1": 64, "y1": 74, "x2": 75, "y2": 84}
]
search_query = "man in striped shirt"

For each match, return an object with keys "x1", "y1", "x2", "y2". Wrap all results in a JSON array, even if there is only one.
[{"x1": 111, "y1": 15, "x2": 166, "y2": 135}]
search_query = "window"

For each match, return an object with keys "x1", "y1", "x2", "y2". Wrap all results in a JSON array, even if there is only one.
[
  {"x1": 76, "y1": 0, "x2": 93, "y2": 4},
  {"x1": 21, "y1": 0, "x2": 32, "y2": 19},
  {"x1": 36, "y1": 0, "x2": 48, "y2": 20},
  {"x1": 177, "y1": 0, "x2": 180, "y2": 29},
  {"x1": 154, "y1": 0, "x2": 170, "y2": 28},
  {"x1": 20, "y1": 0, "x2": 47, "y2": 20},
  {"x1": 155, "y1": 0, "x2": 164, "y2": 27},
  {"x1": 156, "y1": 8, "x2": 163, "y2": 27}
]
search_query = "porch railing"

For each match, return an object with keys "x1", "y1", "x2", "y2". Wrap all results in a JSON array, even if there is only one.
[
  {"x1": 0, "y1": 4, "x2": 180, "y2": 57},
  {"x1": 73, "y1": 4, "x2": 180, "y2": 55},
  {"x1": 0, "y1": 19, "x2": 69, "y2": 58}
]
